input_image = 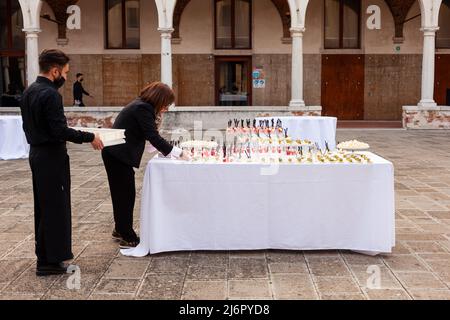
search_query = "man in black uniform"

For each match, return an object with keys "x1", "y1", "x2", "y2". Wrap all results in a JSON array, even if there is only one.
[
  {"x1": 20, "y1": 49, "x2": 104, "y2": 276},
  {"x1": 73, "y1": 73, "x2": 91, "y2": 106}
]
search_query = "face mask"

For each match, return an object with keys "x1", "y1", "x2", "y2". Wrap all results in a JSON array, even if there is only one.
[
  {"x1": 53, "y1": 71, "x2": 66, "y2": 89},
  {"x1": 79, "y1": 78, "x2": 83, "y2": 82}
]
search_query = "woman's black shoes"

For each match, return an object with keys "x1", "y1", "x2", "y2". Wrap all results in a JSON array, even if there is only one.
[
  {"x1": 119, "y1": 238, "x2": 140, "y2": 249},
  {"x1": 112, "y1": 229, "x2": 123, "y2": 241},
  {"x1": 112, "y1": 229, "x2": 140, "y2": 248}
]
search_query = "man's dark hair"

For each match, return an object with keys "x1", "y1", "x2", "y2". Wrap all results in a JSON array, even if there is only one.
[
  {"x1": 39, "y1": 49, "x2": 70, "y2": 73},
  {"x1": 76, "y1": 73, "x2": 83, "y2": 78}
]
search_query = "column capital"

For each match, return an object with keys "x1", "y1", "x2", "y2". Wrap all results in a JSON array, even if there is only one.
[
  {"x1": 158, "y1": 28, "x2": 174, "y2": 40},
  {"x1": 290, "y1": 27, "x2": 306, "y2": 37},
  {"x1": 22, "y1": 28, "x2": 41, "y2": 35},
  {"x1": 158, "y1": 28, "x2": 175, "y2": 34},
  {"x1": 420, "y1": 26, "x2": 439, "y2": 35}
]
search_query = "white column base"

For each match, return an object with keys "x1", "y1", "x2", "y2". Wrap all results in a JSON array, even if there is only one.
[
  {"x1": 287, "y1": 105, "x2": 322, "y2": 116},
  {"x1": 417, "y1": 100, "x2": 438, "y2": 109},
  {"x1": 289, "y1": 99, "x2": 306, "y2": 108}
]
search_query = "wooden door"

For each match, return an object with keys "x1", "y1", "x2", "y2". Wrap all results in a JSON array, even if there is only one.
[
  {"x1": 321, "y1": 54, "x2": 365, "y2": 120},
  {"x1": 435, "y1": 54, "x2": 450, "y2": 106}
]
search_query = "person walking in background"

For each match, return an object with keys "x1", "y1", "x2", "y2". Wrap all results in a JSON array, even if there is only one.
[
  {"x1": 20, "y1": 49, "x2": 104, "y2": 276},
  {"x1": 73, "y1": 73, "x2": 92, "y2": 106}
]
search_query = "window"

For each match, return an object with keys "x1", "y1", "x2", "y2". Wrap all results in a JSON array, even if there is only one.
[
  {"x1": 105, "y1": 0, "x2": 140, "y2": 49},
  {"x1": 215, "y1": 0, "x2": 252, "y2": 49},
  {"x1": 324, "y1": 0, "x2": 360, "y2": 49},
  {"x1": 0, "y1": 0, "x2": 24, "y2": 52},
  {"x1": 437, "y1": 0, "x2": 450, "y2": 48},
  {"x1": 1, "y1": 56, "x2": 25, "y2": 106},
  {"x1": 1, "y1": 0, "x2": 25, "y2": 106}
]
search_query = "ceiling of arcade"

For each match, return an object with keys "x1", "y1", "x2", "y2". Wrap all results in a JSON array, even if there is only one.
[{"x1": 41, "y1": 0, "x2": 418, "y2": 42}]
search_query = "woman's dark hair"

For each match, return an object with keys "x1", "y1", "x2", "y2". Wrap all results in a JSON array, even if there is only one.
[
  {"x1": 139, "y1": 82, "x2": 175, "y2": 115},
  {"x1": 39, "y1": 49, "x2": 70, "y2": 73}
]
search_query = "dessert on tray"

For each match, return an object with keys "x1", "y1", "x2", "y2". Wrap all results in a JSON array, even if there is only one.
[{"x1": 166, "y1": 118, "x2": 374, "y2": 165}]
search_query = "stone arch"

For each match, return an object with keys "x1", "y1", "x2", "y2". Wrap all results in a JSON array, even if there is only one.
[
  {"x1": 383, "y1": 0, "x2": 416, "y2": 42},
  {"x1": 173, "y1": 0, "x2": 291, "y2": 40},
  {"x1": 42, "y1": 0, "x2": 79, "y2": 40},
  {"x1": 270, "y1": 0, "x2": 291, "y2": 38},
  {"x1": 173, "y1": 0, "x2": 191, "y2": 39},
  {"x1": 417, "y1": 0, "x2": 442, "y2": 28}
]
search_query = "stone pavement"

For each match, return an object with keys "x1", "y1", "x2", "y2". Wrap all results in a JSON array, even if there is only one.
[{"x1": 0, "y1": 129, "x2": 450, "y2": 300}]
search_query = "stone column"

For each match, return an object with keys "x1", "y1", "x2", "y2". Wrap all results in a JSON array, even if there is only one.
[
  {"x1": 23, "y1": 28, "x2": 41, "y2": 86},
  {"x1": 18, "y1": 0, "x2": 43, "y2": 87},
  {"x1": 418, "y1": 27, "x2": 439, "y2": 108},
  {"x1": 18, "y1": 58, "x2": 25, "y2": 87},
  {"x1": 159, "y1": 28, "x2": 174, "y2": 88},
  {"x1": 416, "y1": 0, "x2": 442, "y2": 108},
  {"x1": 2, "y1": 57, "x2": 10, "y2": 88},
  {"x1": 289, "y1": 27, "x2": 306, "y2": 108}
]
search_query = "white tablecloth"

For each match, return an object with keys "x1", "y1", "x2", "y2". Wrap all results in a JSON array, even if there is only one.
[
  {"x1": 256, "y1": 116, "x2": 337, "y2": 150},
  {"x1": 0, "y1": 116, "x2": 29, "y2": 160},
  {"x1": 122, "y1": 153, "x2": 395, "y2": 257}
]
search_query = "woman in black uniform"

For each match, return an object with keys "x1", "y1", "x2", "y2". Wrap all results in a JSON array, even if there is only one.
[{"x1": 102, "y1": 82, "x2": 189, "y2": 248}]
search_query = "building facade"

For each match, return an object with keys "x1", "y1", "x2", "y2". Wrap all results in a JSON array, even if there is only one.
[{"x1": 1, "y1": 0, "x2": 449, "y2": 126}]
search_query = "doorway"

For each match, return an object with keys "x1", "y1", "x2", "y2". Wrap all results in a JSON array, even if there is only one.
[
  {"x1": 435, "y1": 54, "x2": 450, "y2": 106},
  {"x1": 321, "y1": 54, "x2": 365, "y2": 120},
  {"x1": 1, "y1": 0, "x2": 25, "y2": 107},
  {"x1": 215, "y1": 56, "x2": 252, "y2": 106}
]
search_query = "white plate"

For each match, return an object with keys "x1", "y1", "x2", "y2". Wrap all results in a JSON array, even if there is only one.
[
  {"x1": 103, "y1": 139, "x2": 126, "y2": 147},
  {"x1": 71, "y1": 127, "x2": 126, "y2": 147},
  {"x1": 338, "y1": 146, "x2": 370, "y2": 151}
]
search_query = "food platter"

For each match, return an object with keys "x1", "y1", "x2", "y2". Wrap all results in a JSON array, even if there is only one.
[
  {"x1": 337, "y1": 140, "x2": 370, "y2": 152},
  {"x1": 338, "y1": 146, "x2": 370, "y2": 152}
]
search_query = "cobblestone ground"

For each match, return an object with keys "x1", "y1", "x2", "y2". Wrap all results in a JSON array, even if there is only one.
[{"x1": 0, "y1": 130, "x2": 450, "y2": 300}]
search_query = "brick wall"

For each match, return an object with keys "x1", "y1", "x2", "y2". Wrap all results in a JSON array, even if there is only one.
[
  {"x1": 364, "y1": 55, "x2": 421, "y2": 120},
  {"x1": 60, "y1": 53, "x2": 427, "y2": 121}
]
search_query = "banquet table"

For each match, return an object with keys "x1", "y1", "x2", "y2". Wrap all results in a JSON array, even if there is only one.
[
  {"x1": 255, "y1": 116, "x2": 337, "y2": 150},
  {"x1": 0, "y1": 115, "x2": 29, "y2": 160},
  {"x1": 122, "y1": 153, "x2": 395, "y2": 257}
]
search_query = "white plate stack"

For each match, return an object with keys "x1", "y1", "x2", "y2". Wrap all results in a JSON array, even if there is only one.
[{"x1": 71, "y1": 127, "x2": 126, "y2": 147}]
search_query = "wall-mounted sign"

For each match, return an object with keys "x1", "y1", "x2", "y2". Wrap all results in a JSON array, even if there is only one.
[{"x1": 252, "y1": 68, "x2": 265, "y2": 89}]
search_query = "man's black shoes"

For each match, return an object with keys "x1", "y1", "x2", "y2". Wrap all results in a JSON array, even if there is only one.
[{"x1": 36, "y1": 261, "x2": 76, "y2": 277}]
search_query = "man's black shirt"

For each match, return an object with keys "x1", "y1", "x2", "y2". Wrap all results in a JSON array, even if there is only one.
[{"x1": 20, "y1": 76, "x2": 95, "y2": 146}]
